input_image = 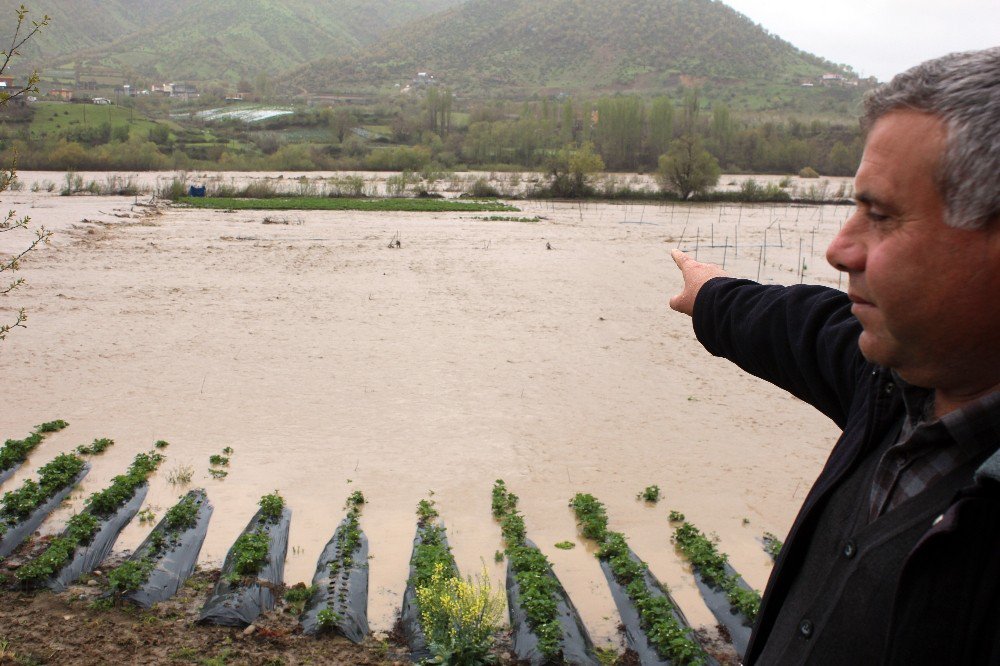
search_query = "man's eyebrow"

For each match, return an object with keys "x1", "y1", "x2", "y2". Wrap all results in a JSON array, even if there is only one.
[{"x1": 855, "y1": 191, "x2": 893, "y2": 210}]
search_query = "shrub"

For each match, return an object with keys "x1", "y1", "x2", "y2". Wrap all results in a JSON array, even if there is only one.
[
  {"x1": 416, "y1": 562, "x2": 505, "y2": 664},
  {"x1": 468, "y1": 178, "x2": 501, "y2": 198}
]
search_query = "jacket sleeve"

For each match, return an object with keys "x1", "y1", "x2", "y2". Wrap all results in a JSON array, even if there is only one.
[{"x1": 692, "y1": 277, "x2": 866, "y2": 429}]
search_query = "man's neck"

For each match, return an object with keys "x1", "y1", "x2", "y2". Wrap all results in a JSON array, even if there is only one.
[{"x1": 934, "y1": 382, "x2": 1000, "y2": 418}]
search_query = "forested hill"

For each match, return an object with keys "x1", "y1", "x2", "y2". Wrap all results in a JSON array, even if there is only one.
[
  {"x1": 291, "y1": 0, "x2": 852, "y2": 97},
  {"x1": 0, "y1": 0, "x2": 463, "y2": 83}
]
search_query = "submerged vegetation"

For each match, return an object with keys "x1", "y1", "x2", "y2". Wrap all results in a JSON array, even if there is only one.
[
  {"x1": 177, "y1": 196, "x2": 517, "y2": 212},
  {"x1": 224, "y1": 491, "x2": 285, "y2": 584},
  {"x1": 0, "y1": 421, "x2": 69, "y2": 474},
  {"x1": 492, "y1": 479, "x2": 563, "y2": 659},
  {"x1": 0, "y1": 453, "x2": 85, "y2": 537},
  {"x1": 571, "y1": 493, "x2": 708, "y2": 665},
  {"x1": 107, "y1": 491, "x2": 203, "y2": 596},
  {"x1": 17, "y1": 450, "x2": 164, "y2": 583},
  {"x1": 672, "y1": 520, "x2": 762, "y2": 622}
]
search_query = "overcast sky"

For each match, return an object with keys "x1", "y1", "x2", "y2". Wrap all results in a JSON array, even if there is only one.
[{"x1": 721, "y1": 0, "x2": 999, "y2": 81}]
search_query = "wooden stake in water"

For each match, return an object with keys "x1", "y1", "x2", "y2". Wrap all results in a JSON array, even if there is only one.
[
  {"x1": 797, "y1": 237, "x2": 804, "y2": 283},
  {"x1": 757, "y1": 241, "x2": 764, "y2": 282},
  {"x1": 722, "y1": 235, "x2": 729, "y2": 269}
]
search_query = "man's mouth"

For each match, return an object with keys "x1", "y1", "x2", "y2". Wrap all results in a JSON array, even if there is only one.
[{"x1": 848, "y1": 292, "x2": 873, "y2": 306}]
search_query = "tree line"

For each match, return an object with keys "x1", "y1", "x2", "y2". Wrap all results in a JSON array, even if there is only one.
[{"x1": 0, "y1": 89, "x2": 862, "y2": 181}]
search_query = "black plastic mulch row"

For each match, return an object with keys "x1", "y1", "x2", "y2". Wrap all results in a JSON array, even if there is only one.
[
  {"x1": 198, "y1": 506, "x2": 291, "y2": 627},
  {"x1": 300, "y1": 514, "x2": 370, "y2": 642},
  {"x1": 123, "y1": 489, "x2": 214, "y2": 608},
  {"x1": 0, "y1": 464, "x2": 91, "y2": 559}
]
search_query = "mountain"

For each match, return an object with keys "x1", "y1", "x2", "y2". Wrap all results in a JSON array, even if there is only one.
[
  {"x1": 1, "y1": 0, "x2": 463, "y2": 83},
  {"x1": 291, "y1": 0, "x2": 852, "y2": 97}
]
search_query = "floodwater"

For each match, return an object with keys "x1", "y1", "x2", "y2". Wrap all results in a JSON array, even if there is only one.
[{"x1": 1, "y1": 171, "x2": 848, "y2": 646}]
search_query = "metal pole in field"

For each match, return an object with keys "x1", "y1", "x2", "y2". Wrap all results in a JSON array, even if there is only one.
[
  {"x1": 757, "y1": 241, "x2": 763, "y2": 282},
  {"x1": 723, "y1": 235, "x2": 729, "y2": 269},
  {"x1": 763, "y1": 229, "x2": 768, "y2": 266}
]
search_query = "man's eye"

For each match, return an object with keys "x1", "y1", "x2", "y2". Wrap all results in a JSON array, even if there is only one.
[{"x1": 866, "y1": 210, "x2": 890, "y2": 223}]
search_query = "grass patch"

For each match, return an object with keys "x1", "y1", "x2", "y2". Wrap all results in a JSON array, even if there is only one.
[
  {"x1": 472, "y1": 215, "x2": 540, "y2": 222},
  {"x1": 177, "y1": 196, "x2": 517, "y2": 213},
  {"x1": 571, "y1": 493, "x2": 707, "y2": 665},
  {"x1": 672, "y1": 521, "x2": 762, "y2": 622}
]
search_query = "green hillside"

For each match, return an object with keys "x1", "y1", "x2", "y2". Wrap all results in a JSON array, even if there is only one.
[
  {"x1": 292, "y1": 0, "x2": 855, "y2": 98},
  {"x1": 0, "y1": 0, "x2": 462, "y2": 84}
]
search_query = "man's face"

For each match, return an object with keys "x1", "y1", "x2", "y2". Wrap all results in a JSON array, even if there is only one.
[{"x1": 826, "y1": 110, "x2": 1000, "y2": 393}]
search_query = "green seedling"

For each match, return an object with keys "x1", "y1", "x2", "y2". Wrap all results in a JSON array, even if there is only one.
[
  {"x1": 554, "y1": 541, "x2": 575, "y2": 550},
  {"x1": 76, "y1": 438, "x2": 113, "y2": 456},
  {"x1": 258, "y1": 492, "x2": 284, "y2": 522},
  {"x1": 208, "y1": 469, "x2": 228, "y2": 479},
  {"x1": 154, "y1": 440, "x2": 170, "y2": 449},
  {"x1": 637, "y1": 485, "x2": 661, "y2": 503},
  {"x1": 208, "y1": 455, "x2": 229, "y2": 467}
]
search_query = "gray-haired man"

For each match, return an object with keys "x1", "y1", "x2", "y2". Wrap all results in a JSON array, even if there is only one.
[{"x1": 671, "y1": 48, "x2": 999, "y2": 664}]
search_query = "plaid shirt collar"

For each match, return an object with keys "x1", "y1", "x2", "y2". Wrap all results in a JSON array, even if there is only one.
[{"x1": 870, "y1": 375, "x2": 999, "y2": 520}]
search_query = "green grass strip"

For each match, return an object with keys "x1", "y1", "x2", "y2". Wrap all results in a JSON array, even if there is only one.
[
  {"x1": 571, "y1": 493, "x2": 707, "y2": 665},
  {"x1": 178, "y1": 196, "x2": 518, "y2": 213},
  {"x1": 672, "y1": 520, "x2": 762, "y2": 622},
  {"x1": 492, "y1": 480, "x2": 562, "y2": 659}
]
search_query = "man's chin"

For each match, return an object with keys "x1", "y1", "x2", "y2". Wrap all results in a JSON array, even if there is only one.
[{"x1": 857, "y1": 330, "x2": 892, "y2": 368}]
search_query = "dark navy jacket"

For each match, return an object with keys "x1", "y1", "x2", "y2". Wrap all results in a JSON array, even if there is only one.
[{"x1": 692, "y1": 277, "x2": 1000, "y2": 665}]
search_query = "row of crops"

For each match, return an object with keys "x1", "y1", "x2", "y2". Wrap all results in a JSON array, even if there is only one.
[{"x1": 1, "y1": 424, "x2": 782, "y2": 665}]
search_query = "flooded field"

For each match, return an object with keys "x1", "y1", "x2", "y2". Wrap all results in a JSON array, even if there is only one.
[{"x1": 0, "y1": 172, "x2": 848, "y2": 646}]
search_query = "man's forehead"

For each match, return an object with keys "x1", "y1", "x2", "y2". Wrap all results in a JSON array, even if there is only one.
[{"x1": 855, "y1": 111, "x2": 946, "y2": 201}]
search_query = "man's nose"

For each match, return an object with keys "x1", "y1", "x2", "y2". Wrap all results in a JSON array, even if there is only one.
[{"x1": 826, "y1": 212, "x2": 867, "y2": 273}]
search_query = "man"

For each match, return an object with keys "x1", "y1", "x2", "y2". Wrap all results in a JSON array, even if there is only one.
[{"x1": 670, "y1": 48, "x2": 999, "y2": 664}]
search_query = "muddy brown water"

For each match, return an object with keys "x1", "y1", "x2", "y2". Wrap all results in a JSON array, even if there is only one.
[{"x1": 0, "y1": 172, "x2": 847, "y2": 647}]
